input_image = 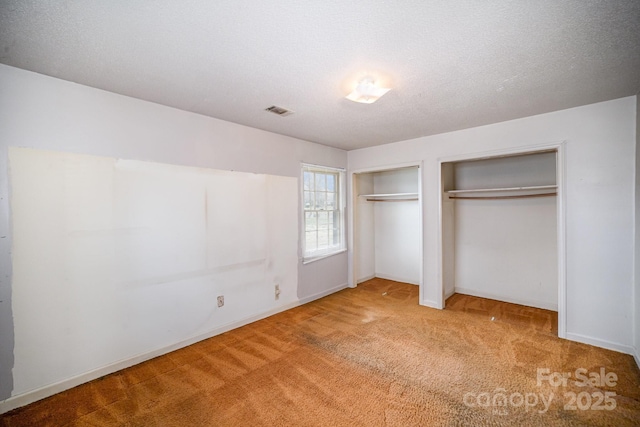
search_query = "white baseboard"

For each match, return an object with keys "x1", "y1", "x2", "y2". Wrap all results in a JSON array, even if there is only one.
[
  {"x1": 298, "y1": 282, "x2": 349, "y2": 304},
  {"x1": 0, "y1": 283, "x2": 348, "y2": 415},
  {"x1": 419, "y1": 299, "x2": 442, "y2": 309},
  {"x1": 356, "y1": 274, "x2": 376, "y2": 284},
  {"x1": 451, "y1": 289, "x2": 635, "y2": 359},
  {"x1": 564, "y1": 332, "x2": 635, "y2": 356},
  {"x1": 444, "y1": 288, "x2": 456, "y2": 300},
  {"x1": 454, "y1": 287, "x2": 558, "y2": 312},
  {"x1": 374, "y1": 273, "x2": 419, "y2": 286}
]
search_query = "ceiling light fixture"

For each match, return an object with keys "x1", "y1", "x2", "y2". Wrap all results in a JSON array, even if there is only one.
[{"x1": 345, "y1": 78, "x2": 391, "y2": 104}]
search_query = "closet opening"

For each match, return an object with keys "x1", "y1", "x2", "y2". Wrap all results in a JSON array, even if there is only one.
[
  {"x1": 350, "y1": 164, "x2": 423, "y2": 299},
  {"x1": 439, "y1": 145, "x2": 566, "y2": 338}
]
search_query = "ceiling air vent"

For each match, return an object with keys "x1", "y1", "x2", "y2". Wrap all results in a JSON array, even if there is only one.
[{"x1": 265, "y1": 105, "x2": 294, "y2": 117}]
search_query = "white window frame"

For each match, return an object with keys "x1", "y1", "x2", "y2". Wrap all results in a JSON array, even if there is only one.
[{"x1": 301, "y1": 163, "x2": 346, "y2": 263}]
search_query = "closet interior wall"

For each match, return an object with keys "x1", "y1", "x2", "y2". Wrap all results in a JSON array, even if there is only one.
[
  {"x1": 355, "y1": 167, "x2": 420, "y2": 285},
  {"x1": 442, "y1": 152, "x2": 558, "y2": 311}
]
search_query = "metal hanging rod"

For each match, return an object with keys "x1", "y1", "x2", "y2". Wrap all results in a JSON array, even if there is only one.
[{"x1": 365, "y1": 198, "x2": 419, "y2": 202}]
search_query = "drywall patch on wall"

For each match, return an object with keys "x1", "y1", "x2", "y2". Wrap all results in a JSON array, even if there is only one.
[{"x1": 9, "y1": 147, "x2": 298, "y2": 396}]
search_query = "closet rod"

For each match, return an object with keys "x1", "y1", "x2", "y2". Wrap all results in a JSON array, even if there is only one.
[
  {"x1": 448, "y1": 192, "x2": 556, "y2": 200},
  {"x1": 366, "y1": 198, "x2": 419, "y2": 202}
]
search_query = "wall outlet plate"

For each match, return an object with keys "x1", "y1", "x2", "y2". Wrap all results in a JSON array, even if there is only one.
[{"x1": 217, "y1": 295, "x2": 224, "y2": 307}]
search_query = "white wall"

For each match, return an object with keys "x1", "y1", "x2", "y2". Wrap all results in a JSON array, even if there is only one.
[
  {"x1": 453, "y1": 152, "x2": 556, "y2": 189},
  {"x1": 454, "y1": 197, "x2": 558, "y2": 310},
  {"x1": 354, "y1": 173, "x2": 375, "y2": 282},
  {"x1": 349, "y1": 96, "x2": 637, "y2": 355},
  {"x1": 450, "y1": 154, "x2": 558, "y2": 311},
  {"x1": 0, "y1": 64, "x2": 348, "y2": 406},
  {"x1": 635, "y1": 95, "x2": 640, "y2": 366},
  {"x1": 372, "y1": 169, "x2": 420, "y2": 284},
  {"x1": 441, "y1": 163, "x2": 456, "y2": 298}
]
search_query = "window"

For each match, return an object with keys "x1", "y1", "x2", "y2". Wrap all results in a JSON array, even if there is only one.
[{"x1": 302, "y1": 164, "x2": 346, "y2": 262}]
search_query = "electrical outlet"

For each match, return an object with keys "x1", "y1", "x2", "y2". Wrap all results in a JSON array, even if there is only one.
[
  {"x1": 275, "y1": 284, "x2": 280, "y2": 300},
  {"x1": 217, "y1": 295, "x2": 224, "y2": 307}
]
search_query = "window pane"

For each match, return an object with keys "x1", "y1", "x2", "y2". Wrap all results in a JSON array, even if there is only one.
[
  {"x1": 305, "y1": 231, "x2": 317, "y2": 252},
  {"x1": 304, "y1": 191, "x2": 314, "y2": 210},
  {"x1": 331, "y1": 213, "x2": 339, "y2": 245},
  {"x1": 305, "y1": 211, "x2": 317, "y2": 231},
  {"x1": 315, "y1": 192, "x2": 326, "y2": 210},
  {"x1": 326, "y1": 192, "x2": 336, "y2": 210},
  {"x1": 318, "y1": 228, "x2": 329, "y2": 247},
  {"x1": 318, "y1": 211, "x2": 329, "y2": 230},
  {"x1": 326, "y1": 174, "x2": 335, "y2": 192},
  {"x1": 332, "y1": 228, "x2": 340, "y2": 245},
  {"x1": 303, "y1": 171, "x2": 314, "y2": 191},
  {"x1": 316, "y1": 173, "x2": 326, "y2": 191}
]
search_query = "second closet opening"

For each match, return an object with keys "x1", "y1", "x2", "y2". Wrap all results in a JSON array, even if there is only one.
[{"x1": 440, "y1": 150, "x2": 559, "y2": 316}]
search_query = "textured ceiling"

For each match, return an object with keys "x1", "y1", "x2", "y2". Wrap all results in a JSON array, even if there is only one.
[{"x1": 1, "y1": 1, "x2": 639, "y2": 150}]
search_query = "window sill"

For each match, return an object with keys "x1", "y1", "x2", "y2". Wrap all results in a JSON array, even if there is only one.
[{"x1": 302, "y1": 248, "x2": 347, "y2": 265}]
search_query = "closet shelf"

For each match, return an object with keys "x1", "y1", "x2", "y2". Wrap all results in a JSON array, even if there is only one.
[
  {"x1": 447, "y1": 185, "x2": 556, "y2": 194},
  {"x1": 359, "y1": 192, "x2": 419, "y2": 201},
  {"x1": 446, "y1": 185, "x2": 557, "y2": 200}
]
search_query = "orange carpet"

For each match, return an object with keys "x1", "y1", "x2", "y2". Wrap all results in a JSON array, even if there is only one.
[{"x1": 1, "y1": 278, "x2": 639, "y2": 426}]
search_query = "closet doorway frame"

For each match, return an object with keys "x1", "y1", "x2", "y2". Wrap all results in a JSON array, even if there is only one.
[
  {"x1": 437, "y1": 141, "x2": 567, "y2": 338},
  {"x1": 348, "y1": 161, "x2": 425, "y2": 302}
]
